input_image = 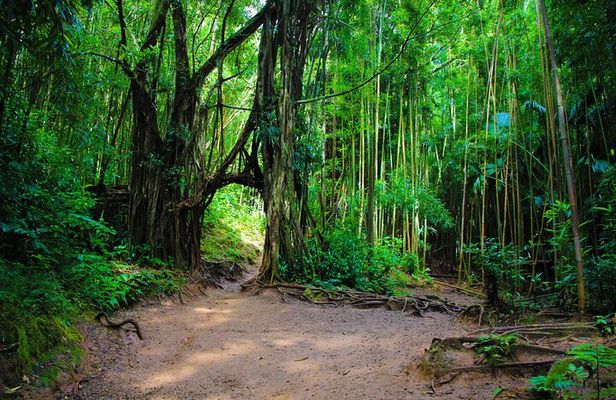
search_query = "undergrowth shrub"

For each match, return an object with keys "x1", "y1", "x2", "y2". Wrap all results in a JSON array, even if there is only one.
[
  {"x1": 473, "y1": 333, "x2": 519, "y2": 365},
  {"x1": 465, "y1": 239, "x2": 527, "y2": 307},
  {"x1": 0, "y1": 127, "x2": 182, "y2": 386},
  {"x1": 0, "y1": 247, "x2": 183, "y2": 384},
  {"x1": 585, "y1": 255, "x2": 616, "y2": 314},
  {"x1": 65, "y1": 254, "x2": 183, "y2": 311},
  {"x1": 529, "y1": 343, "x2": 616, "y2": 399},
  {"x1": 284, "y1": 227, "x2": 426, "y2": 294},
  {"x1": 586, "y1": 166, "x2": 616, "y2": 314}
]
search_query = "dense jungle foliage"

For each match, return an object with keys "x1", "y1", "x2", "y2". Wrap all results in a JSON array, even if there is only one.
[{"x1": 1, "y1": 0, "x2": 615, "y2": 392}]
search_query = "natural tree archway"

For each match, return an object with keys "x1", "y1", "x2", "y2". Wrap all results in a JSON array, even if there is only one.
[
  {"x1": 116, "y1": 0, "x2": 268, "y2": 271},
  {"x1": 119, "y1": 0, "x2": 322, "y2": 280}
]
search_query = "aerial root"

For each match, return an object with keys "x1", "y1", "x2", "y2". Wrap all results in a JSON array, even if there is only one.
[{"x1": 198, "y1": 259, "x2": 245, "y2": 288}]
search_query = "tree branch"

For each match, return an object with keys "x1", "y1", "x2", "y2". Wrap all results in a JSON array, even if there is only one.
[
  {"x1": 81, "y1": 52, "x2": 134, "y2": 78},
  {"x1": 115, "y1": 0, "x2": 128, "y2": 48},
  {"x1": 188, "y1": 4, "x2": 270, "y2": 93},
  {"x1": 140, "y1": 0, "x2": 170, "y2": 52}
]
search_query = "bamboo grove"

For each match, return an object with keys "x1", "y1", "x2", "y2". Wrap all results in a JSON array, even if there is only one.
[
  {"x1": 297, "y1": 0, "x2": 616, "y2": 313},
  {"x1": 1, "y1": 0, "x2": 616, "y2": 381}
]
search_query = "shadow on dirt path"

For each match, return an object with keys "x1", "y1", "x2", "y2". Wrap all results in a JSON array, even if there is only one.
[{"x1": 72, "y1": 270, "x2": 517, "y2": 399}]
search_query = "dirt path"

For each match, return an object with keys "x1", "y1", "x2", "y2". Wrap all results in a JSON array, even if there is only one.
[{"x1": 74, "y1": 277, "x2": 509, "y2": 400}]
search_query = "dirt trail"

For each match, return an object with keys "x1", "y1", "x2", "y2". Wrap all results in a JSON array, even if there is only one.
[{"x1": 74, "y1": 275, "x2": 509, "y2": 400}]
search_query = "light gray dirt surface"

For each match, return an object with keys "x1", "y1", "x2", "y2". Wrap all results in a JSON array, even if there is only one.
[{"x1": 74, "y1": 278, "x2": 522, "y2": 400}]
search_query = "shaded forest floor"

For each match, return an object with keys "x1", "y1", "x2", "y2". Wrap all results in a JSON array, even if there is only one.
[{"x1": 54, "y1": 269, "x2": 533, "y2": 400}]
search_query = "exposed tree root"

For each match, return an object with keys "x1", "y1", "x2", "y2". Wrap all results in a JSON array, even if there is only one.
[
  {"x1": 260, "y1": 283, "x2": 466, "y2": 315},
  {"x1": 417, "y1": 330, "x2": 578, "y2": 382},
  {"x1": 534, "y1": 310, "x2": 575, "y2": 319},
  {"x1": 603, "y1": 337, "x2": 616, "y2": 346},
  {"x1": 439, "y1": 359, "x2": 557, "y2": 377},
  {"x1": 468, "y1": 322, "x2": 596, "y2": 337},
  {"x1": 458, "y1": 303, "x2": 492, "y2": 326},
  {"x1": 430, "y1": 371, "x2": 459, "y2": 394},
  {"x1": 435, "y1": 336, "x2": 565, "y2": 356},
  {"x1": 198, "y1": 259, "x2": 246, "y2": 288},
  {"x1": 95, "y1": 312, "x2": 143, "y2": 340}
]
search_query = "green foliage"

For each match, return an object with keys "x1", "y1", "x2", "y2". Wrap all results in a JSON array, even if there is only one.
[
  {"x1": 379, "y1": 172, "x2": 453, "y2": 230},
  {"x1": 543, "y1": 200, "x2": 589, "y2": 311},
  {"x1": 0, "y1": 0, "x2": 615, "y2": 391},
  {"x1": 543, "y1": 187, "x2": 616, "y2": 313},
  {"x1": 0, "y1": 255, "x2": 182, "y2": 381},
  {"x1": 593, "y1": 166, "x2": 616, "y2": 254},
  {"x1": 0, "y1": 123, "x2": 181, "y2": 384},
  {"x1": 289, "y1": 227, "x2": 426, "y2": 294},
  {"x1": 257, "y1": 111, "x2": 280, "y2": 145},
  {"x1": 292, "y1": 113, "x2": 322, "y2": 175},
  {"x1": 529, "y1": 343, "x2": 616, "y2": 399},
  {"x1": 583, "y1": 167, "x2": 616, "y2": 313},
  {"x1": 529, "y1": 360, "x2": 590, "y2": 397},
  {"x1": 474, "y1": 333, "x2": 519, "y2": 366},
  {"x1": 594, "y1": 314, "x2": 614, "y2": 337},
  {"x1": 567, "y1": 344, "x2": 616, "y2": 371},
  {"x1": 545, "y1": 200, "x2": 575, "y2": 266},
  {"x1": 585, "y1": 255, "x2": 616, "y2": 314},
  {"x1": 298, "y1": 228, "x2": 373, "y2": 290},
  {"x1": 201, "y1": 186, "x2": 265, "y2": 265},
  {"x1": 66, "y1": 254, "x2": 183, "y2": 311},
  {"x1": 465, "y1": 239, "x2": 527, "y2": 305},
  {"x1": 0, "y1": 0, "x2": 86, "y2": 62}
]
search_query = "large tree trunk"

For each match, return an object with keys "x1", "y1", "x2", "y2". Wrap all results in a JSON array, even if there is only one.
[
  {"x1": 126, "y1": 0, "x2": 188, "y2": 268},
  {"x1": 127, "y1": 75, "x2": 199, "y2": 268},
  {"x1": 126, "y1": 1, "x2": 268, "y2": 271},
  {"x1": 127, "y1": 80, "x2": 164, "y2": 250},
  {"x1": 258, "y1": 0, "x2": 320, "y2": 283}
]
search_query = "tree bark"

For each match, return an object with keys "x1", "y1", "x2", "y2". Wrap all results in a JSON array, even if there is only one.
[{"x1": 257, "y1": 0, "x2": 320, "y2": 283}]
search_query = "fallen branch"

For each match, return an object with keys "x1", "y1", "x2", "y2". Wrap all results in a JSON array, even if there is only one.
[{"x1": 0, "y1": 342, "x2": 18, "y2": 351}]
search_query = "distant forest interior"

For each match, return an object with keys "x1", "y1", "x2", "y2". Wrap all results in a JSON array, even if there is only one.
[{"x1": 1, "y1": 0, "x2": 615, "y2": 398}]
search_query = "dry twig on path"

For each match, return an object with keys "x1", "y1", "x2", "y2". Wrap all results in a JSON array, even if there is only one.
[{"x1": 95, "y1": 312, "x2": 143, "y2": 340}]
